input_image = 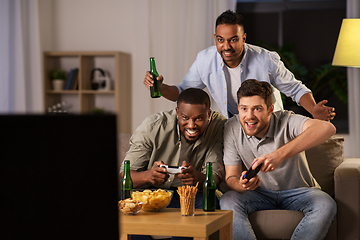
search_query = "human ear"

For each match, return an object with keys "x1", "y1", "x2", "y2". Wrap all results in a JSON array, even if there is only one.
[
  {"x1": 176, "y1": 107, "x2": 179, "y2": 119},
  {"x1": 268, "y1": 104, "x2": 274, "y2": 115}
]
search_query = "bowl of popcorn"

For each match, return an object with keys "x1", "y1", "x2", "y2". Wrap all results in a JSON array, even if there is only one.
[
  {"x1": 131, "y1": 189, "x2": 173, "y2": 211},
  {"x1": 118, "y1": 198, "x2": 143, "y2": 215}
]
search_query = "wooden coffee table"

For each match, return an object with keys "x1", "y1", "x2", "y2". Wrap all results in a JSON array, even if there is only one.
[{"x1": 120, "y1": 208, "x2": 232, "y2": 240}]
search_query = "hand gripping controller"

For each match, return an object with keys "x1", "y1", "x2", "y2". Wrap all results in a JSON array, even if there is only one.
[
  {"x1": 242, "y1": 163, "x2": 263, "y2": 180},
  {"x1": 160, "y1": 164, "x2": 186, "y2": 174}
]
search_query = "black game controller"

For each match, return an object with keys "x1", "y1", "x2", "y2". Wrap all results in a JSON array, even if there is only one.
[
  {"x1": 242, "y1": 163, "x2": 263, "y2": 180},
  {"x1": 160, "y1": 164, "x2": 186, "y2": 174}
]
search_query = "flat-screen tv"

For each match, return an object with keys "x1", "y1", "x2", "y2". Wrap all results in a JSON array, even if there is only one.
[{"x1": 0, "y1": 114, "x2": 119, "y2": 240}]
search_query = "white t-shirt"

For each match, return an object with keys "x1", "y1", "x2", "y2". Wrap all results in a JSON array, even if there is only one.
[{"x1": 224, "y1": 63, "x2": 241, "y2": 116}]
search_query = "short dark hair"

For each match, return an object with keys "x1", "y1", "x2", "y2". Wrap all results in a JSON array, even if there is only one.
[
  {"x1": 237, "y1": 79, "x2": 273, "y2": 108},
  {"x1": 215, "y1": 10, "x2": 245, "y2": 32},
  {"x1": 177, "y1": 88, "x2": 211, "y2": 109}
]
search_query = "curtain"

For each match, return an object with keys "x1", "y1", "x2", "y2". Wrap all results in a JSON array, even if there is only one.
[
  {"x1": 0, "y1": 0, "x2": 42, "y2": 113},
  {"x1": 2, "y1": 0, "x2": 235, "y2": 131},
  {"x1": 345, "y1": 0, "x2": 360, "y2": 157},
  {"x1": 129, "y1": 0, "x2": 236, "y2": 127}
]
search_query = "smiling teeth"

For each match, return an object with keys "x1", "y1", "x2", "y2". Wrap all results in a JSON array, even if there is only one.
[
  {"x1": 247, "y1": 122, "x2": 256, "y2": 125},
  {"x1": 187, "y1": 130, "x2": 197, "y2": 134}
]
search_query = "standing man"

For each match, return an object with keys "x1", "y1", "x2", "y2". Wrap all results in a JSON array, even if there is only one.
[
  {"x1": 220, "y1": 79, "x2": 337, "y2": 240},
  {"x1": 120, "y1": 88, "x2": 226, "y2": 208},
  {"x1": 143, "y1": 10, "x2": 335, "y2": 120}
]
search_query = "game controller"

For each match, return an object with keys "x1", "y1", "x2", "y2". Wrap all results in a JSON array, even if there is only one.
[
  {"x1": 160, "y1": 164, "x2": 186, "y2": 174},
  {"x1": 242, "y1": 163, "x2": 263, "y2": 180}
]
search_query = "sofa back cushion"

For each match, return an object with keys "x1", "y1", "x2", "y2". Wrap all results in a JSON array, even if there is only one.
[{"x1": 305, "y1": 136, "x2": 344, "y2": 197}]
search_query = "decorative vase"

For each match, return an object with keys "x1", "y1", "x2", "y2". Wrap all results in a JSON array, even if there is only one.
[{"x1": 52, "y1": 79, "x2": 65, "y2": 90}]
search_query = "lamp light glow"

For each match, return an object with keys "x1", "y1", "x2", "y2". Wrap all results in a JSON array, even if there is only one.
[{"x1": 332, "y1": 19, "x2": 360, "y2": 68}]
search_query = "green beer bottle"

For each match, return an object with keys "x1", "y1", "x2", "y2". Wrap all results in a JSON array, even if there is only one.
[
  {"x1": 203, "y1": 162, "x2": 216, "y2": 211},
  {"x1": 150, "y1": 57, "x2": 161, "y2": 98},
  {"x1": 120, "y1": 160, "x2": 133, "y2": 200}
]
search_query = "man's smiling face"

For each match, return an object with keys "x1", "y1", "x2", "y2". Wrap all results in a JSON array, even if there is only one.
[
  {"x1": 238, "y1": 95, "x2": 274, "y2": 139},
  {"x1": 214, "y1": 24, "x2": 246, "y2": 68},
  {"x1": 176, "y1": 103, "x2": 211, "y2": 143}
]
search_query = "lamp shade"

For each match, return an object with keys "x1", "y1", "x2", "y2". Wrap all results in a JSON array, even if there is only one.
[{"x1": 332, "y1": 18, "x2": 360, "y2": 68}]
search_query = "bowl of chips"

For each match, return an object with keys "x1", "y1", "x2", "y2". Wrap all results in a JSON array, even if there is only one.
[
  {"x1": 118, "y1": 198, "x2": 143, "y2": 215},
  {"x1": 132, "y1": 189, "x2": 173, "y2": 211}
]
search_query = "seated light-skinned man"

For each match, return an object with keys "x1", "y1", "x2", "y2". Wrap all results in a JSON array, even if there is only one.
[
  {"x1": 120, "y1": 88, "x2": 226, "y2": 209},
  {"x1": 220, "y1": 79, "x2": 337, "y2": 240}
]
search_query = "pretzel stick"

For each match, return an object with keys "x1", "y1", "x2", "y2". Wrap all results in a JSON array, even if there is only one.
[{"x1": 177, "y1": 183, "x2": 199, "y2": 215}]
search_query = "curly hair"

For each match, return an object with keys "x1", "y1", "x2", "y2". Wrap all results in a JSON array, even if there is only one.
[{"x1": 177, "y1": 88, "x2": 211, "y2": 109}]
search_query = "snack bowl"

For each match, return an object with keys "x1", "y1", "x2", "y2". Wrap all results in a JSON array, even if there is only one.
[
  {"x1": 131, "y1": 189, "x2": 173, "y2": 211},
  {"x1": 118, "y1": 198, "x2": 143, "y2": 215}
]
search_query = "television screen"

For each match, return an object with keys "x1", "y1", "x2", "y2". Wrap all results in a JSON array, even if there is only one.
[{"x1": 0, "y1": 114, "x2": 119, "y2": 240}]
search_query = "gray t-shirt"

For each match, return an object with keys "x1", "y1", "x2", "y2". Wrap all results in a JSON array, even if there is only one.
[{"x1": 223, "y1": 110, "x2": 320, "y2": 191}]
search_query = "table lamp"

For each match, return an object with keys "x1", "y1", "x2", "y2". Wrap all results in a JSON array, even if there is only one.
[
  {"x1": 332, "y1": 19, "x2": 360, "y2": 67},
  {"x1": 332, "y1": 18, "x2": 360, "y2": 158}
]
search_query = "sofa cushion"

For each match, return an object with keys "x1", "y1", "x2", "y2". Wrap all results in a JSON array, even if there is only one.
[
  {"x1": 249, "y1": 210, "x2": 304, "y2": 239},
  {"x1": 305, "y1": 135, "x2": 344, "y2": 197},
  {"x1": 118, "y1": 133, "x2": 131, "y2": 169}
]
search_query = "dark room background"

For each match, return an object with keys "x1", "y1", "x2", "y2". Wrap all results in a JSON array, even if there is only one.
[{"x1": 236, "y1": 0, "x2": 347, "y2": 132}]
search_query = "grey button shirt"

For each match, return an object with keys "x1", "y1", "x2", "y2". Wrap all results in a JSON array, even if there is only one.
[
  {"x1": 121, "y1": 109, "x2": 227, "y2": 189},
  {"x1": 224, "y1": 110, "x2": 320, "y2": 191}
]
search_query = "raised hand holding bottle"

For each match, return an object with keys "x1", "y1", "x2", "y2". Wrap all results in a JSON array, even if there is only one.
[{"x1": 150, "y1": 57, "x2": 161, "y2": 98}]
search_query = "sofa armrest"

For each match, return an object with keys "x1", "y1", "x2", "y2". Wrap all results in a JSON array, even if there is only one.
[{"x1": 334, "y1": 158, "x2": 360, "y2": 240}]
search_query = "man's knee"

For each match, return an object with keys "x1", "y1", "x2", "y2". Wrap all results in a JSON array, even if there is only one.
[
  {"x1": 220, "y1": 190, "x2": 239, "y2": 210},
  {"x1": 308, "y1": 190, "x2": 337, "y2": 219},
  {"x1": 319, "y1": 193, "x2": 337, "y2": 219}
]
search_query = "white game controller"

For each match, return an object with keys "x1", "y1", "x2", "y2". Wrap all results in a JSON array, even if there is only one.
[{"x1": 160, "y1": 164, "x2": 186, "y2": 174}]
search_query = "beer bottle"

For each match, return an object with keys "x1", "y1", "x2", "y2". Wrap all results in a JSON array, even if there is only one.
[
  {"x1": 149, "y1": 57, "x2": 161, "y2": 98},
  {"x1": 203, "y1": 162, "x2": 216, "y2": 211},
  {"x1": 120, "y1": 160, "x2": 133, "y2": 200}
]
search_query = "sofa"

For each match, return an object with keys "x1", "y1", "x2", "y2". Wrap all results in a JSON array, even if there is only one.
[
  {"x1": 248, "y1": 136, "x2": 360, "y2": 240},
  {"x1": 118, "y1": 134, "x2": 360, "y2": 240}
]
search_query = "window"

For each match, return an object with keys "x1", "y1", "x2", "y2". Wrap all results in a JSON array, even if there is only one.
[{"x1": 236, "y1": 0, "x2": 348, "y2": 132}]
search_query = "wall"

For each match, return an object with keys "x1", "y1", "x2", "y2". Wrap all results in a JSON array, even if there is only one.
[
  {"x1": 39, "y1": 0, "x2": 177, "y2": 132},
  {"x1": 38, "y1": 0, "x2": 355, "y2": 157},
  {"x1": 38, "y1": 0, "x2": 232, "y2": 133}
]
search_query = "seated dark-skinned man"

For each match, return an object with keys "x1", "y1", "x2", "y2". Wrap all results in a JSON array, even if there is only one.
[{"x1": 119, "y1": 88, "x2": 226, "y2": 240}]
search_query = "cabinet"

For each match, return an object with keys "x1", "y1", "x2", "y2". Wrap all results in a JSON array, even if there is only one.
[{"x1": 43, "y1": 51, "x2": 131, "y2": 133}]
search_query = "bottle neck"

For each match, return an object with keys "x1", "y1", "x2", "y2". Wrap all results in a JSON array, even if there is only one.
[
  {"x1": 206, "y1": 164, "x2": 213, "y2": 180},
  {"x1": 124, "y1": 162, "x2": 131, "y2": 177},
  {"x1": 150, "y1": 58, "x2": 158, "y2": 75}
]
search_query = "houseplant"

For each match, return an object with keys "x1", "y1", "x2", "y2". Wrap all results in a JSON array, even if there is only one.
[
  {"x1": 50, "y1": 69, "x2": 67, "y2": 90},
  {"x1": 258, "y1": 43, "x2": 347, "y2": 113}
]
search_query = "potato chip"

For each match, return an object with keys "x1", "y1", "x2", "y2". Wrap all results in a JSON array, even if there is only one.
[
  {"x1": 118, "y1": 198, "x2": 142, "y2": 215},
  {"x1": 131, "y1": 189, "x2": 173, "y2": 211}
]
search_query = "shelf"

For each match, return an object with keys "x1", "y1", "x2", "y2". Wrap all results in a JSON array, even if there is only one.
[{"x1": 43, "y1": 51, "x2": 131, "y2": 133}]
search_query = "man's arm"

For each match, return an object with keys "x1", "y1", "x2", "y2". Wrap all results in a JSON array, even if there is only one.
[
  {"x1": 252, "y1": 118, "x2": 336, "y2": 172},
  {"x1": 299, "y1": 92, "x2": 336, "y2": 121},
  {"x1": 176, "y1": 161, "x2": 207, "y2": 190},
  {"x1": 224, "y1": 165, "x2": 261, "y2": 193},
  {"x1": 143, "y1": 71, "x2": 179, "y2": 101},
  {"x1": 269, "y1": 53, "x2": 335, "y2": 121}
]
